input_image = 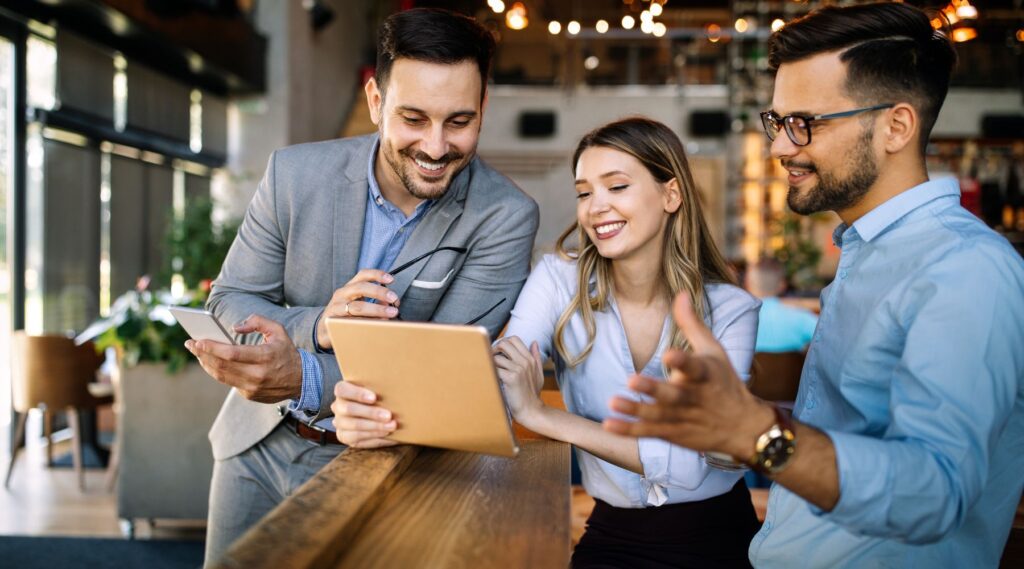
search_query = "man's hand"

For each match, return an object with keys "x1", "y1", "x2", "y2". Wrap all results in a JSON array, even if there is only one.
[
  {"x1": 185, "y1": 314, "x2": 303, "y2": 403},
  {"x1": 604, "y1": 294, "x2": 775, "y2": 461},
  {"x1": 331, "y1": 381, "x2": 398, "y2": 448},
  {"x1": 316, "y1": 269, "x2": 401, "y2": 351}
]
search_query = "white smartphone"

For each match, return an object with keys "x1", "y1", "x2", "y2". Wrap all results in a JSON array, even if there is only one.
[{"x1": 169, "y1": 306, "x2": 236, "y2": 345}]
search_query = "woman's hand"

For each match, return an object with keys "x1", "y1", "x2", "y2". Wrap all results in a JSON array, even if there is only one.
[{"x1": 493, "y1": 336, "x2": 546, "y2": 428}]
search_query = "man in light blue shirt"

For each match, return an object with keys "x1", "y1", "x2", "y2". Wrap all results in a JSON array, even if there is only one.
[
  {"x1": 745, "y1": 257, "x2": 818, "y2": 353},
  {"x1": 605, "y1": 3, "x2": 1024, "y2": 568}
]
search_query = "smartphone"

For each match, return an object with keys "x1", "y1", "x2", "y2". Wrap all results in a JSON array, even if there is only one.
[{"x1": 169, "y1": 306, "x2": 236, "y2": 345}]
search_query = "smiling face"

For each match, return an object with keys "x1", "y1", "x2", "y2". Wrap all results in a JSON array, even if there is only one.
[
  {"x1": 574, "y1": 146, "x2": 681, "y2": 263},
  {"x1": 366, "y1": 58, "x2": 483, "y2": 203},
  {"x1": 770, "y1": 51, "x2": 882, "y2": 216}
]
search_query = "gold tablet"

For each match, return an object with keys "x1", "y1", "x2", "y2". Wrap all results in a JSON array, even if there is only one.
[{"x1": 325, "y1": 318, "x2": 519, "y2": 457}]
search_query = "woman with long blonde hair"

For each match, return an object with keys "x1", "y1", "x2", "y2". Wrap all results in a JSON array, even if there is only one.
[{"x1": 494, "y1": 117, "x2": 760, "y2": 568}]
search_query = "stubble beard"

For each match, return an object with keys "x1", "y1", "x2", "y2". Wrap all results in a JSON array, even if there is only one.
[
  {"x1": 381, "y1": 138, "x2": 469, "y2": 201},
  {"x1": 786, "y1": 126, "x2": 879, "y2": 216}
]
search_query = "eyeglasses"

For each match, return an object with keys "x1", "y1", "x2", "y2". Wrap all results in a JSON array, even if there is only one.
[
  {"x1": 389, "y1": 246, "x2": 506, "y2": 327},
  {"x1": 759, "y1": 104, "x2": 894, "y2": 147}
]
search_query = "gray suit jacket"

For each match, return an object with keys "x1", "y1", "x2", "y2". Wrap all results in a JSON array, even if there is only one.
[{"x1": 206, "y1": 134, "x2": 539, "y2": 460}]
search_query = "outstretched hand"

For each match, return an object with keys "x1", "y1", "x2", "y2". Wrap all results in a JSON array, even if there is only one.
[{"x1": 603, "y1": 294, "x2": 774, "y2": 461}]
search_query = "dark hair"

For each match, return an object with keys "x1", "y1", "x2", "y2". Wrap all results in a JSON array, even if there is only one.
[
  {"x1": 768, "y1": 2, "x2": 956, "y2": 152},
  {"x1": 376, "y1": 8, "x2": 495, "y2": 102}
]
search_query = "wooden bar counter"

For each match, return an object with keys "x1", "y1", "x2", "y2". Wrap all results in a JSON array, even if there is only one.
[{"x1": 213, "y1": 439, "x2": 571, "y2": 569}]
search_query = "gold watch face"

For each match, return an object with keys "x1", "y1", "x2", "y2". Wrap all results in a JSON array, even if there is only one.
[{"x1": 757, "y1": 427, "x2": 796, "y2": 472}]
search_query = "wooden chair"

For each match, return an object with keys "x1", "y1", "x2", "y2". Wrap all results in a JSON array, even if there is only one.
[
  {"x1": 748, "y1": 351, "x2": 806, "y2": 403},
  {"x1": 5, "y1": 332, "x2": 111, "y2": 490}
]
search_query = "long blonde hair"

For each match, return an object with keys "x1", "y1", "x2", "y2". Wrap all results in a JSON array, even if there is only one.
[{"x1": 554, "y1": 117, "x2": 735, "y2": 367}]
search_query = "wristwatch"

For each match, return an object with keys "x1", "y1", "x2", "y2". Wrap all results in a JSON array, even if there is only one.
[{"x1": 749, "y1": 405, "x2": 797, "y2": 475}]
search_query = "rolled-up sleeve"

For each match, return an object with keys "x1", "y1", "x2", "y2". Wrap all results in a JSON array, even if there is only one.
[
  {"x1": 637, "y1": 437, "x2": 710, "y2": 505},
  {"x1": 813, "y1": 248, "x2": 1024, "y2": 544}
]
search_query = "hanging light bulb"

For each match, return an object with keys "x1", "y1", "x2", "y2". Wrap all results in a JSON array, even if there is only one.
[
  {"x1": 567, "y1": 20, "x2": 581, "y2": 35},
  {"x1": 596, "y1": 19, "x2": 609, "y2": 34},
  {"x1": 640, "y1": 10, "x2": 654, "y2": 23},
  {"x1": 505, "y1": 2, "x2": 527, "y2": 30},
  {"x1": 641, "y1": 20, "x2": 655, "y2": 34},
  {"x1": 653, "y1": 22, "x2": 667, "y2": 37},
  {"x1": 622, "y1": 15, "x2": 635, "y2": 30},
  {"x1": 548, "y1": 21, "x2": 561, "y2": 35},
  {"x1": 955, "y1": 0, "x2": 978, "y2": 20},
  {"x1": 771, "y1": 19, "x2": 786, "y2": 32},
  {"x1": 706, "y1": 23, "x2": 722, "y2": 43},
  {"x1": 951, "y1": 27, "x2": 977, "y2": 42},
  {"x1": 488, "y1": 0, "x2": 505, "y2": 13},
  {"x1": 650, "y1": 2, "x2": 663, "y2": 17},
  {"x1": 1017, "y1": 29, "x2": 1024, "y2": 43},
  {"x1": 735, "y1": 18, "x2": 749, "y2": 33}
]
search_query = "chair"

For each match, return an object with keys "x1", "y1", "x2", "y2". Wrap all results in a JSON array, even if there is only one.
[
  {"x1": 5, "y1": 332, "x2": 111, "y2": 490},
  {"x1": 748, "y1": 351, "x2": 806, "y2": 403}
]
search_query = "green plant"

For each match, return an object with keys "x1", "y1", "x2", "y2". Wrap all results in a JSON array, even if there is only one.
[
  {"x1": 88, "y1": 197, "x2": 240, "y2": 373},
  {"x1": 165, "y1": 198, "x2": 240, "y2": 290},
  {"x1": 94, "y1": 286, "x2": 207, "y2": 373},
  {"x1": 770, "y1": 212, "x2": 824, "y2": 292}
]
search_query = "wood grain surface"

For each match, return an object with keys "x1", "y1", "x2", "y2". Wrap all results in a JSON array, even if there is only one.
[
  {"x1": 335, "y1": 440, "x2": 570, "y2": 569},
  {"x1": 214, "y1": 445, "x2": 420, "y2": 569}
]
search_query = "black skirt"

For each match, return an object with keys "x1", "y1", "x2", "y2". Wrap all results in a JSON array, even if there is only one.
[{"x1": 571, "y1": 481, "x2": 761, "y2": 569}]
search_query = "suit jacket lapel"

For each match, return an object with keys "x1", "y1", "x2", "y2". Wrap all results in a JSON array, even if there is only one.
[
  {"x1": 388, "y1": 161, "x2": 470, "y2": 300},
  {"x1": 333, "y1": 135, "x2": 375, "y2": 289}
]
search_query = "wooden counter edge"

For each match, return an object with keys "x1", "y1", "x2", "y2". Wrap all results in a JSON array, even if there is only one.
[{"x1": 213, "y1": 445, "x2": 420, "y2": 569}]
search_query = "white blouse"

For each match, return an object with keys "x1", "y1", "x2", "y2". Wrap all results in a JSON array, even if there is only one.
[{"x1": 504, "y1": 254, "x2": 760, "y2": 508}]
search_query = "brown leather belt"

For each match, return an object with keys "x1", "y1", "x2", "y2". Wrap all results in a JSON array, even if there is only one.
[{"x1": 282, "y1": 414, "x2": 345, "y2": 446}]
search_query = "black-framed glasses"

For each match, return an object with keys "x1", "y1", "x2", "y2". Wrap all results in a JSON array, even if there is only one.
[
  {"x1": 388, "y1": 246, "x2": 506, "y2": 326},
  {"x1": 759, "y1": 104, "x2": 894, "y2": 147}
]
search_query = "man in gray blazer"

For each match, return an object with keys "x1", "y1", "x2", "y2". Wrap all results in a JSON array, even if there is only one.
[{"x1": 187, "y1": 9, "x2": 539, "y2": 564}]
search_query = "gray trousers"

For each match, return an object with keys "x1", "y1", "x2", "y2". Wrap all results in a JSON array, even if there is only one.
[{"x1": 203, "y1": 422, "x2": 344, "y2": 567}]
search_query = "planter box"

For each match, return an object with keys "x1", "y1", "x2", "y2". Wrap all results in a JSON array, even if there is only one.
[{"x1": 116, "y1": 362, "x2": 229, "y2": 524}]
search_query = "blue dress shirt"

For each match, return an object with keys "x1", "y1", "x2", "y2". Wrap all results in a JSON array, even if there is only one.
[
  {"x1": 290, "y1": 140, "x2": 433, "y2": 430},
  {"x1": 750, "y1": 177, "x2": 1024, "y2": 568},
  {"x1": 505, "y1": 255, "x2": 760, "y2": 508},
  {"x1": 754, "y1": 297, "x2": 818, "y2": 353}
]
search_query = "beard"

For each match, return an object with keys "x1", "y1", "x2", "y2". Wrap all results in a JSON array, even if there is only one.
[
  {"x1": 786, "y1": 126, "x2": 879, "y2": 215},
  {"x1": 380, "y1": 138, "x2": 468, "y2": 201}
]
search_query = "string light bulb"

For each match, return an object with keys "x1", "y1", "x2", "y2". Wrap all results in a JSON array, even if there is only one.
[
  {"x1": 596, "y1": 19, "x2": 609, "y2": 34},
  {"x1": 650, "y1": 2, "x2": 663, "y2": 17},
  {"x1": 505, "y1": 2, "x2": 527, "y2": 30},
  {"x1": 735, "y1": 18, "x2": 749, "y2": 33},
  {"x1": 622, "y1": 15, "x2": 635, "y2": 30},
  {"x1": 951, "y1": 27, "x2": 977, "y2": 42},
  {"x1": 548, "y1": 20, "x2": 561, "y2": 35},
  {"x1": 567, "y1": 20, "x2": 581, "y2": 35},
  {"x1": 771, "y1": 19, "x2": 786, "y2": 32},
  {"x1": 653, "y1": 22, "x2": 667, "y2": 37}
]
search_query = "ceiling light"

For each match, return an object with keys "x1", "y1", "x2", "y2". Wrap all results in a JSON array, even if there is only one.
[
  {"x1": 650, "y1": 3, "x2": 663, "y2": 17},
  {"x1": 548, "y1": 21, "x2": 561, "y2": 35},
  {"x1": 735, "y1": 18, "x2": 749, "y2": 33},
  {"x1": 622, "y1": 15, "x2": 635, "y2": 30},
  {"x1": 567, "y1": 20, "x2": 581, "y2": 35},
  {"x1": 505, "y1": 2, "x2": 527, "y2": 30},
  {"x1": 584, "y1": 56, "x2": 599, "y2": 70},
  {"x1": 653, "y1": 22, "x2": 667, "y2": 37},
  {"x1": 596, "y1": 19, "x2": 609, "y2": 34},
  {"x1": 641, "y1": 20, "x2": 654, "y2": 34},
  {"x1": 640, "y1": 10, "x2": 653, "y2": 23},
  {"x1": 771, "y1": 19, "x2": 785, "y2": 32},
  {"x1": 951, "y1": 27, "x2": 977, "y2": 42}
]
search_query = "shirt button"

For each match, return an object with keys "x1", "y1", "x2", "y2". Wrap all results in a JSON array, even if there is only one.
[
  {"x1": 764, "y1": 521, "x2": 772, "y2": 530},
  {"x1": 806, "y1": 400, "x2": 816, "y2": 410},
  {"x1": 839, "y1": 270, "x2": 848, "y2": 279},
  {"x1": 398, "y1": 227, "x2": 405, "y2": 233}
]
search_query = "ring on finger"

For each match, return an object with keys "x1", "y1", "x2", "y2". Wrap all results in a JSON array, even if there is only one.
[{"x1": 344, "y1": 302, "x2": 352, "y2": 317}]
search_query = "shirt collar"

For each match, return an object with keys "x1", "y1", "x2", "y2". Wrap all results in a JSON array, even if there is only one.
[{"x1": 832, "y1": 177, "x2": 960, "y2": 246}]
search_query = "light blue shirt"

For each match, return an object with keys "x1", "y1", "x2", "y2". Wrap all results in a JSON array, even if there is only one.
[
  {"x1": 505, "y1": 255, "x2": 760, "y2": 508},
  {"x1": 291, "y1": 140, "x2": 433, "y2": 429},
  {"x1": 750, "y1": 177, "x2": 1024, "y2": 568},
  {"x1": 755, "y1": 297, "x2": 818, "y2": 353}
]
